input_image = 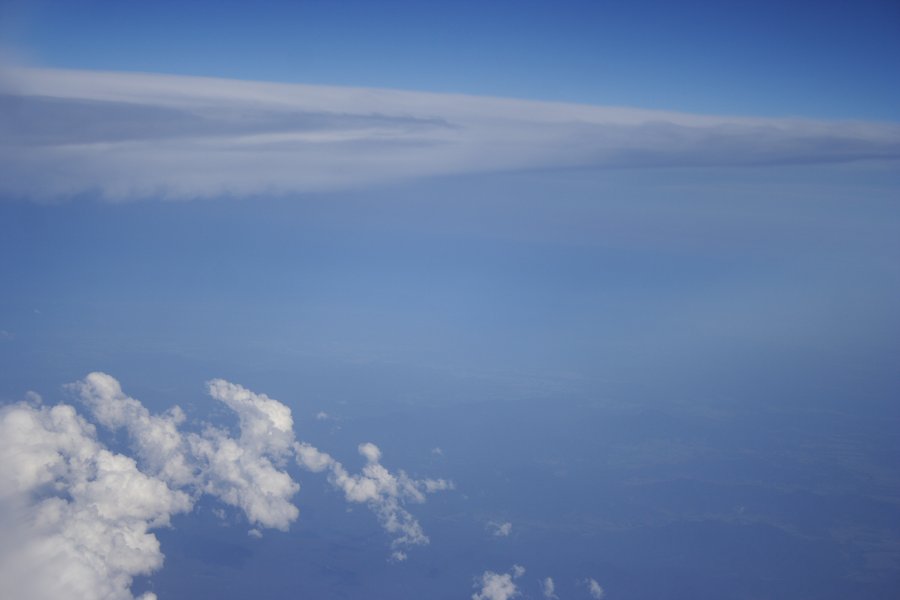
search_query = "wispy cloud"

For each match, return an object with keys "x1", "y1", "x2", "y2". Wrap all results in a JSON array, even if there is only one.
[
  {"x1": 2, "y1": 67, "x2": 898, "y2": 201},
  {"x1": 585, "y1": 578, "x2": 605, "y2": 599},
  {"x1": 542, "y1": 576, "x2": 559, "y2": 599},
  {"x1": 295, "y1": 439, "x2": 454, "y2": 557},
  {"x1": 487, "y1": 520, "x2": 513, "y2": 537}
]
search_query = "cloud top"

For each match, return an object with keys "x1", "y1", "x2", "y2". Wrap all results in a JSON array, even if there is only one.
[{"x1": 2, "y1": 67, "x2": 898, "y2": 201}]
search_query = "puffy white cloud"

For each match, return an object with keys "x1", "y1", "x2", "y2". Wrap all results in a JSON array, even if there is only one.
[
  {"x1": 72, "y1": 373, "x2": 301, "y2": 531},
  {"x1": 488, "y1": 520, "x2": 512, "y2": 537},
  {"x1": 472, "y1": 565, "x2": 525, "y2": 600},
  {"x1": 205, "y1": 379, "x2": 295, "y2": 458},
  {"x1": 194, "y1": 379, "x2": 300, "y2": 530},
  {"x1": 542, "y1": 576, "x2": 558, "y2": 599},
  {"x1": 71, "y1": 372, "x2": 194, "y2": 487},
  {"x1": 2, "y1": 66, "x2": 898, "y2": 201},
  {"x1": 186, "y1": 425, "x2": 299, "y2": 531},
  {"x1": 294, "y1": 441, "x2": 334, "y2": 473},
  {"x1": 74, "y1": 373, "x2": 451, "y2": 553},
  {"x1": 0, "y1": 401, "x2": 191, "y2": 600},
  {"x1": 585, "y1": 578, "x2": 605, "y2": 599},
  {"x1": 1, "y1": 371, "x2": 453, "y2": 600}
]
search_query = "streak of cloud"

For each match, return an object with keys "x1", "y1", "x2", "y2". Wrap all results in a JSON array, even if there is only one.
[{"x1": 1, "y1": 67, "x2": 897, "y2": 201}]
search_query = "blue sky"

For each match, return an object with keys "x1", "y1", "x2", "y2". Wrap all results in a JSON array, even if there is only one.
[
  {"x1": 3, "y1": 0, "x2": 900, "y2": 118},
  {"x1": 1, "y1": 2, "x2": 899, "y2": 600}
]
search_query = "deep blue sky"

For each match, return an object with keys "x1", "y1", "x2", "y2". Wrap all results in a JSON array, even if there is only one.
[{"x1": 3, "y1": 0, "x2": 900, "y2": 118}]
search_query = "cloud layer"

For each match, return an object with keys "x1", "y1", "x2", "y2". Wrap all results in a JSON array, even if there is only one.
[{"x1": 2, "y1": 67, "x2": 898, "y2": 201}]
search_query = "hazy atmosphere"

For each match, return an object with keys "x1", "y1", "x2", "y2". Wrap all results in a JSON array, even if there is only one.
[{"x1": 1, "y1": 2, "x2": 899, "y2": 599}]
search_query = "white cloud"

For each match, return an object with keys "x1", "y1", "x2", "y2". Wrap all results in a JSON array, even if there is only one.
[
  {"x1": 585, "y1": 578, "x2": 605, "y2": 599},
  {"x1": 72, "y1": 373, "x2": 301, "y2": 531},
  {"x1": 542, "y1": 577, "x2": 558, "y2": 599},
  {"x1": 293, "y1": 438, "x2": 451, "y2": 553},
  {"x1": 328, "y1": 443, "x2": 452, "y2": 551},
  {"x1": 294, "y1": 441, "x2": 334, "y2": 472},
  {"x1": 194, "y1": 379, "x2": 300, "y2": 530},
  {"x1": 71, "y1": 372, "x2": 195, "y2": 488},
  {"x1": 488, "y1": 520, "x2": 513, "y2": 537},
  {"x1": 1, "y1": 371, "x2": 453, "y2": 600},
  {"x1": 473, "y1": 565, "x2": 525, "y2": 600},
  {"x1": 0, "y1": 401, "x2": 191, "y2": 600},
  {"x1": 315, "y1": 411, "x2": 329, "y2": 420},
  {"x1": 1, "y1": 66, "x2": 898, "y2": 201}
]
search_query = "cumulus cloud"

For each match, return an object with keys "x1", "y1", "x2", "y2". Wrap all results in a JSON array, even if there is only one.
[
  {"x1": 72, "y1": 373, "x2": 301, "y2": 530},
  {"x1": 194, "y1": 379, "x2": 299, "y2": 530},
  {"x1": 585, "y1": 578, "x2": 605, "y2": 599},
  {"x1": 75, "y1": 371, "x2": 451, "y2": 553},
  {"x1": 71, "y1": 372, "x2": 195, "y2": 488},
  {"x1": 542, "y1": 576, "x2": 558, "y2": 599},
  {"x1": 488, "y1": 520, "x2": 513, "y2": 537},
  {"x1": 1, "y1": 372, "x2": 452, "y2": 599},
  {"x1": 1, "y1": 66, "x2": 898, "y2": 201},
  {"x1": 0, "y1": 401, "x2": 191, "y2": 600},
  {"x1": 473, "y1": 565, "x2": 525, "y2": 600}
]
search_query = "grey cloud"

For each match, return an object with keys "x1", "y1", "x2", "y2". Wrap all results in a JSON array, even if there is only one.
[{"x1": 1, "y1": 67, "x2": 898, "y2": 201}]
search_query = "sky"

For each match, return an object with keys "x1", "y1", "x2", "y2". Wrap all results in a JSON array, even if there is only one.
[{"x1": 1, "y1": 2, "x2": 899, "y2": 600}]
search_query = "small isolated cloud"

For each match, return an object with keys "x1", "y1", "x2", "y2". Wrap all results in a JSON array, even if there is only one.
[
  {"x1": 585, "y1": 578, "x2": 605, "y2": 599},
  {"x1": 431, "y1": 447, "x2": 444, "y2": 456},
  {"x1": 488, "y1": 520, "x2": 513, "y2": 537},
  {"x1": 2, "y1": 67, "x2": 898, "y2": 201},
  {"x1": 296, "y1": 440, "x2": 453, "y2": 555},
  {"x1": 315, "y1": 411, "x2": 329, "y2": 420},
  {"x1": 542, "y1": 577, "x2": 558, "y2": 599},
  {"x1": 247, "y1": 528, "x2": 263, "y2": 539},
  {"x1": 0, "y1": 330, "x2": 13, "y2": 341},
  {"x1": 473, "y1": 565, "x2": 525, "y2": 600}
]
